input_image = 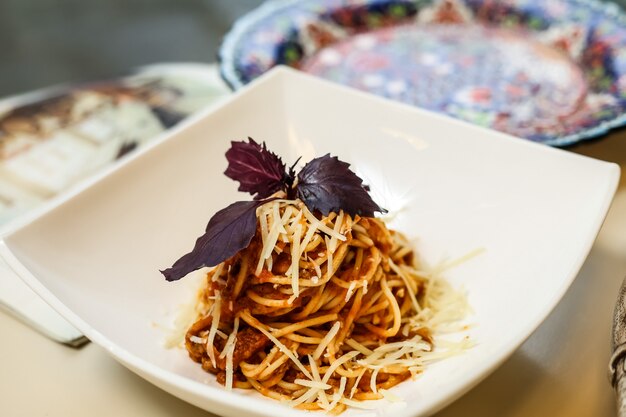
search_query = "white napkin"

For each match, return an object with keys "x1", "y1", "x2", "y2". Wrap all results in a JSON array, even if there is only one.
[{"x1": 0, "y1": 258, "x2": 87, "y2": 345}]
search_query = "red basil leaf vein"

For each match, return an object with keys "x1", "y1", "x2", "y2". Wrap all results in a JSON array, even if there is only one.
[
  {"x1": 296, "y1": 154, "x2": 386, "y2": 217},
  {"x1": 224, "y1": 137, "x2": 287, "y2": 200},
  {"x1": 161, "y1": 199, "x2": 273, "y2": 281}
]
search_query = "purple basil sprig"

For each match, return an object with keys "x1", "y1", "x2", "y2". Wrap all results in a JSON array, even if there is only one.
[
  {"x1": 161, "y1": 199, "x2": 273, "y2": 281},
  {"x1": 162, "y1": 139, "x2": 385, "y2": 281},
  {"x1": 225, "y1": 138, "x2": 287, "y2": 200},
  {"x1": 296, "y1": 154, "x2": 383, "y2": 217}
]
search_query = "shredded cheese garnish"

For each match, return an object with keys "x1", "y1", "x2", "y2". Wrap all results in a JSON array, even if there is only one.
[
  {"x1": 223, "y1": 317, "x2": 239, "y2": 390},
  {"x1": 289, "y1": 222, "x2": 303, "y2": 298},
  {"x1": 325, "y1": 236, "x2": 334, "y2": 280},
  {"x1": 350, "y1": 368, "x2": 367, "y2": 399},
  {"x1": 321, "y1": 351, "x2": 360, "y2": 384},
  {"x1": 309, "y1": 355, "x2": 330, "y2": 408},
  {"x1": 313, "y1": 321, "x2": 341, "y2": 360},
  {"x1": 189, "y1": 335, "x2": 205, "y2": 344},
  {"x1": 345, "y1": 338, "x2": 373, "y2": 356},
  {"x1": 206, "y1": 293, "x2": 221, "y2": 368},
  {"x1": 242, "y1": 312, "x2": 313, "y2": 381},
  {"x1": 345, "y1": 281, "x2": 357, "y2": 302},
  {"x1": 294, "y1": 379, "x2": 332, "y2": 390},
  {"x1": 328, "y1": 210, "x2": 344, "y2": 252},
  {"x1": 327, "y1": 376, "x2": 347, "y2": 411},
  {"x1": 302, "y1": 205, "x2": 346, "y2": 241}
]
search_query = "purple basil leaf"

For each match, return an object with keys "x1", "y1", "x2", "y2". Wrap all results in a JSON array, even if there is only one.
[
  {"x1": 224, "y1": 138, "x2": 287, "y2": 199},
  {"x1": 296, "y1": 154, "x2": 386, "y2": 217},
  {"x1": 161, "y1": 199, "x2": 271, "y2": 281}
]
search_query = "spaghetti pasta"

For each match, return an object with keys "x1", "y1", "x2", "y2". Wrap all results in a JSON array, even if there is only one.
[{"x1": 183, "y1": 199, "x2": 468, "y2": 413}]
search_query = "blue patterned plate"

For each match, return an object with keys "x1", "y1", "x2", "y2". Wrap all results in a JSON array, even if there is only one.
[{"x1": 220, "y1": 0, "x2": 626, "y2": 146}]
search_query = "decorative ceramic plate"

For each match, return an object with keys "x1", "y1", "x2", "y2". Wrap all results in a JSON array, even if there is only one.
[
  {"x1": 0, "y1": 68, "x2": 618, "y2": 417},
  {"x1": 220, "y1": 0, "x2": 626, "y2": 146}
]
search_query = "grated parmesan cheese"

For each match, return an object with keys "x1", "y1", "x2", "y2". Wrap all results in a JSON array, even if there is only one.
[
  {"x1": 302, "y1": 205, "x2": 346, "y2": 241},
  {"x1": 312, "y1": 321, "x2": 341, "y2": 360},
  {"x1": 325, "y1": 236, "x2": 334, "y2": 280},
  {"x1": 294, "y1": 379, "x2": 331, "y2": 390},
  {"x1": 289, "y1": 222, "x2": 303, "y2": 298},
  {"x1": 339, "y1": 397, "x2": 378, "y2": 410},
  {"x1": 345, "y1": 338, "x2": 373, "y2": 356},
  {"x1": 370, "y1": 368, "x2": 380, "y2": 394},
  {"x1": 223, "y1": 317, "x2": 239, "y2": 390},
  {"x1": 211, "y1": 263, "x2": 224, "y2": 282},
  {"x1": 380, "y1": 389, "x2": 404, "y2": 403},
  {"x1": 345, "y1": 281, "x2": 357, "y2": 302},
  {"x1": 328, "y1": 210, "x2": 344, "y2": 253},
  {"x1": 249, "y1": 319, "x2": 313, "y2": 381},
  {"x1": 326, "y1": 376, "x2": 347, "y2": 411},
  {"x1": 206, "y1": 293, "x2": 221, "y2": 368},
  {"x1": 321, "y1": 351, "x2": 360, "y2": 384},
  {"x1": 349, "y1": 368, "x2": 367, "y2": 399},
  {"x1": 189, "y1": 335, "x2": 206, "y2": 344},
  {"x1": 389, "y1": 259, "x2": 421, "y2": 313},
  {"x1": 308, "y1": 356, "x2": 330, "y2": 408}
]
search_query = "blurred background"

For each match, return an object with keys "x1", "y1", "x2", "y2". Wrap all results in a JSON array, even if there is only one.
[
  {"x1": 0, "y1": 0, "x2": 264, "y2": 96},
  {"x1": 2, "y1": 0, "x2": 626, "y2": 97}
]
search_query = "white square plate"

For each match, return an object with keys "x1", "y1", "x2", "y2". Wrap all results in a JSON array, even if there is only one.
[{"x1": 0, "y1": 67, "x2": 619, "y2": 417}]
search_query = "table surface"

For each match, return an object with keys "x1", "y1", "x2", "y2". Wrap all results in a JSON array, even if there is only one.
[{"x1": 2, "y1": 124, "x2": 626, "y2": 417}]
